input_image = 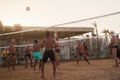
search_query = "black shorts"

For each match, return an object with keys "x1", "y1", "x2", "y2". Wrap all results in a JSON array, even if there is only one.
[
  {"x1": 55, "y1": 49, "x2": 60, "y2": 53},
  {"x1": 2, "y1": 57, "x2": 7, "y2": 61},
  {"x1": 42, "y1": 50, "x2": 55, "y2": 62},
  {"x1": 80, "y1": 54, "x2": 83, "y2": 56},
  {"x1": 9, "y1": 53, "x2": 15, "y2": 56},
  {"x1": 112, "y1": 45, "x2": 118, "y2": 49},
  {"x1": 117, "y1": 50, "x2": 120, "y2": 58},
  {"x1": 77, "y1": 52, "x2": 83, "y2": 56},
  {"x1": 25, "y1": 53, "x2": 31, "y2": 58}
]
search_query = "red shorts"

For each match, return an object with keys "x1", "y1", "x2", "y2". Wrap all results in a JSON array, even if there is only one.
[{"x1": 84, "y1": 50, "x2": 88, "y2": 55}]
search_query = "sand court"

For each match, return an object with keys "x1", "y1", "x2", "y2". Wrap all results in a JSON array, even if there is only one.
[{"x1": 0, "y1": 59, "x2": 120, "y2": 80}]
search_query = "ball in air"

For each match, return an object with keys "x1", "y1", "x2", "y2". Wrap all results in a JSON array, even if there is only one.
[{"x1": 26, "y1": 6, "x2": 30, "y2": 11}]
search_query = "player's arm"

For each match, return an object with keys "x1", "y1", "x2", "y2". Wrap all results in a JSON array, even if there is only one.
[
  {"x1": 53, "y1": 39, "x2": 56, "y2": 48},
  {"x1": 41, "y1": 39, "x2": 45, "y2": 48}
]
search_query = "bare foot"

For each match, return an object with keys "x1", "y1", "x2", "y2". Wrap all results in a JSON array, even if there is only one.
[
  {"x1": 113, "y1": 65, "x2": 119, "y2": 67},
  {"x1": 41, "y1": 75, "x2": 44, "y2": 78},
  {"x1": 25, "y1": 65, "x2": 27, "y2": 69},
  {"x1": 31, "y1": 65, "x2": 33, "y2": 68}
]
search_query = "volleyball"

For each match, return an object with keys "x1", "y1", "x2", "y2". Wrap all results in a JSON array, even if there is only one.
[{"x1": 26, "y1": 6, "x2": 30, "y2": 11}]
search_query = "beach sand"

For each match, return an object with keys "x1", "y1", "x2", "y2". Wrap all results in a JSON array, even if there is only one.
[{"x1": 0, "y1": 59, "x2": 120, "y2": 80}]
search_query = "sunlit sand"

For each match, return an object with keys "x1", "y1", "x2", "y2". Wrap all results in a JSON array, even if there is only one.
[{"x1": 0, "y1": 59, "x2": 120, "y2": 80}]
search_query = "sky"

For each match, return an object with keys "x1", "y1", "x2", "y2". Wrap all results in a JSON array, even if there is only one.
[{"x1": 0, "y1": 0, "x2": 120, "y2": 34}]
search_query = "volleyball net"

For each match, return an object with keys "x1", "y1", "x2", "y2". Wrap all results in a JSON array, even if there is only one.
[{"x1": 0, "y1": 33, "x2": 115, "y2": 61}]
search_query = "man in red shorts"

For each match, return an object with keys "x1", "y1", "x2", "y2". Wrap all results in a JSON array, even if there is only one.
[
  {"x1": 25, "y1": 45, "x2": 33, "y2": 68},
  {"x1": 76, "y1": 40, "x2": 90, "y2": 65},
  {"x1": 8, "y1": 39, "x2": 16, "y2": 71}
]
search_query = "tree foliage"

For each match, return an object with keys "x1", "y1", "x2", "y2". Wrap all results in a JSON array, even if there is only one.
[
  {"x1": 0, "y1": 21, "x2": 3, "y2": 33},
  {"x1": 4, "y1": 26, "x2": 12, "y2": 33},
  {"x1": 14, "y1": 24, "x2": 22, "y2": 31}
]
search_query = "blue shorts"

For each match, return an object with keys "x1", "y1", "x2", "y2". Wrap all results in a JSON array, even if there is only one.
[{"x1": 33, "y1": 52, "x2": 42, "y2": 60}]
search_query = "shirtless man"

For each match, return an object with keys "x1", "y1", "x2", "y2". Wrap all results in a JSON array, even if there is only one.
[
  {"x1": 116, "y1": 35, "x2": 120, "y2": 63},
  {"x1": 41, "y1": 31, "x2": 56, "y2": 78},
  {"x1": 109, "y1": 34, "x2": 119, "y2": 67},
  {"x1": 33, "y1": 40, "x2": 42, "y2": 70},
  {"x1": 54, "y1": 38, "x2": 60, "y2": 66},
  {"x1": 8, "y1": 39, "x2": 16, "y2": 71},
  {"x1": 76, "y1": 41, "x2": 90, "y2": 64},
  {"x1": 25, "y1": 45, "x2": 33, "y2": 68}
]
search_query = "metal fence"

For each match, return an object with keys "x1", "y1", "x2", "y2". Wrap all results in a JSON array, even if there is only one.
[{"x1": 0, "y1": 35, "x2": 113, "y2": 64}]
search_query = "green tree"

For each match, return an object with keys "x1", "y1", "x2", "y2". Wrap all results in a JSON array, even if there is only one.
[
  {"x1": 102, "y1": 29, "x2": 109, "y2": 36},
  {"x1": 14, "y1": 24, "x2": 22, "y2": 31},
  {"x1": 0, "y1": 21, "x2": 4, "y2": 33},
  {"x1": 4, "y1": 26, "x2": 12, "y2": 33}
]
